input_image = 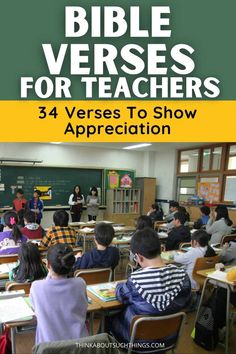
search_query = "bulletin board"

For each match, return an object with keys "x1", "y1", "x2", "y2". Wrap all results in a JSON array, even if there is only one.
[{"x1": 197, "y1": 182, "x2": 220, "y2": 203}]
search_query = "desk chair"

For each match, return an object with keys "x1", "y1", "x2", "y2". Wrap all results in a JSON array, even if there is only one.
[
  {"x1": 220, "y1": 233, "x2": 236, "y2": 247},
  {"x1": 128, "y1": 312, "x2": 186, "y2": 354},
  {"x1": 5, "y1": 281, "x2": 32, "y2": 295},
  {"x1": 179, "y1": 242, "x2": 191, "y2": 251},
  {"x1": 74, "y1": 268, "x2": 112, "y2": 285},
  {"x1": 0, "y1": 254, "x2": 18, "y2": 264},
  {"x1": 192, "y1": 255, "x2": 220, "y2": 291}
]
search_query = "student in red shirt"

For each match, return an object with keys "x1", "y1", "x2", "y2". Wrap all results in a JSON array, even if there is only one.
[
  {"x1": 21, "y1": 210, "x2": 44, "y2": 239},
  {"x1": 13, "y1": 189, "x2": 27, "y2": 212}
]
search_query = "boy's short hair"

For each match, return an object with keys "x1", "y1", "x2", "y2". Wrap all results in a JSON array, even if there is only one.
[
  {"x1": 24, "y1": 210, "x2": 36, "y2": 223},
  {"x1": 53, "y1": 210, "x2": 69, "y2": 227},
  {"x1": 95, "y1": 222, "x2": 115, "y2": 247},
  {"x1": 169, "y1": 201, "x2": 179, "y2": 209},
  {"x1": 200, "y1": 206, "x2": 210, "y2": 216},
  {"x1": 174, "y1": 212, "x2": 187, "y2": 225},
  {"x1": 136, "y1": 215, "x2": 153, "y2": 230},
  {"x1": 191, "y1": 230, "x2": 209, "y2": 246},
  {"x1": 16, "y1": 189, "x2": 24, "y2": 195},
  {"x1": 34, "y1": 189, "x2": 41, "y2": 197},
  {"x1": 131, "y1": 227, "x2": 161, "y2": 259}
]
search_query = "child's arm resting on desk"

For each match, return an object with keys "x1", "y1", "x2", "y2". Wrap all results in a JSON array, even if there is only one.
[{"x1": 115, "y1": 279, "x2": 134, "y2": 305}]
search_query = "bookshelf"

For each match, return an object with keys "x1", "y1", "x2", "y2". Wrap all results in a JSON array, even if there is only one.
[{"x1": 105, "y1": 188, "x2": 140, "y2": 225}]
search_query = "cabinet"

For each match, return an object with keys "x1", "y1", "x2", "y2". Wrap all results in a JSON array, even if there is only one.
[
  {"x1": 105, "y1": 188, "x2": 140, "y2": 225},
  {"x1": 135, "y1": 177, "x2": 156, "y2": 214}
]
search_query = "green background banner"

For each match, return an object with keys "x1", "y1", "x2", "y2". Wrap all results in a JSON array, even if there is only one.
[{"x1": 0, "y1": 0, "x2": 235, "y2": 100}]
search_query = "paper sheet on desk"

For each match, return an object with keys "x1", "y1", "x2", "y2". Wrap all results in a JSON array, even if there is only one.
[
  {"x1": 158, "y1": 232, "x2": 168, "y2": 239},
  {"x1": 0, "y1": 262, "x2": 17, "y2": 274},
  {"x1": 81, "y1": 227, "x2": 95, "y2": 233},
  {"x1": 0, "y1": 297, "x2": 34, "y2": 323}
]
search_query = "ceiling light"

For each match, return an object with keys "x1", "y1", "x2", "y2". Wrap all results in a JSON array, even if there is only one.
[{"x1": 123, "y1": 143, "x2": 152, "y2": 150}]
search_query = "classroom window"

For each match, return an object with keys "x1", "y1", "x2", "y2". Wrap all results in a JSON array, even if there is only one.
[
  {"x1": 228, "y1": 145, "x2": 236, "y2": 170},
  {"x1": 202, "y1": 148, "x2": 211, "y2": 171},
  {"x1": 180, "y1": 150, "x2": 199, "y2": 173},
  {"x1": 212, "y1": 146, "x2": 222, "y2": 170},
  {"x1": 200, "y1": 177, "x2": 219, "y2": 183},
  {"x1": 224, "y1": 176, "x2": 236, "y2": 202},
  {"x1": 177, "y1": 177, "x2": 196, "y2": 202}
]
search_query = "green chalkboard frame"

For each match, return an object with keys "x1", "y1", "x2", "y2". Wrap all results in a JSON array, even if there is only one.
[{"x1": 0, "y1": 165, "x2": 104, "y2": 207}]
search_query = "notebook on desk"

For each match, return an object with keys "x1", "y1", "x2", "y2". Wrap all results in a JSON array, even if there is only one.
[
  {"x1": 0, "y1": 296, "x2": 34, "y2": 323},
  {"x1": 87, "y1": 283, "x2": 117, "y2": 302}
]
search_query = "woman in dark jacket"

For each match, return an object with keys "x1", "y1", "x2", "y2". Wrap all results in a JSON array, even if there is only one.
[{"x1": 109, "y1": 228, "x2": 191, "y2": 345}]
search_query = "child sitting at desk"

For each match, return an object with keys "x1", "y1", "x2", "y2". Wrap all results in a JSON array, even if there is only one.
[
  {"x1": 193, "y1": 205, "x2": 210, "y2": 229},
  {"x1": 9, "y1": 242, "x2": 47, "y2": 282},
  {"x1": 74, "y1": 222, "x2": 119, "y2": 270},
  {"x1": 30, "y1": 243, "x2": 88, "y2": 344},
  {"x1": 147, "y1": 203, "x2": 163, "y2": 224},
  {"x1": 0, "y1": 211, "x2": 27, "y2": 255},
  {"x1": 108, "y1": 227, "x2": 191, "y2": 344},
  {"x1": 21, "y1": 210, "x2": 44, "y2": 239},
  {"x1": 174, "y1": 230, "x2": 216, "y2": 289},
  {"x1": 41, "y1": 210, "x2": 76, "y2": 248},
  {"x1": 165, "y1": 212, "x2": 191, "y2": 251}
]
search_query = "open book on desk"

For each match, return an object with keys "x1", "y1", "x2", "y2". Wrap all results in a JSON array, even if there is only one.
[
  {"x1": 0, "y1": 296, "x2": 34, "y2": 323},
  {"x1": 87, "y1": 283, "x2": 117, "y2": 302}
]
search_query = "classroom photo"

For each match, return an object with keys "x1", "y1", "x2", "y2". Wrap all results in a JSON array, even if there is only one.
[{"x1": 0, "y1": 142, "x2": 236, "y2": 354}]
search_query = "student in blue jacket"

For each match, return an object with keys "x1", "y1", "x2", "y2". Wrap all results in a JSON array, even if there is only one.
[
  {"x1": 74, "y1": 222, "x2": 119, "y2": 270},
  {"x1": 108, "y1": 227, "x2": 191, "y2": 345},
  {"x1": 27, "y1": 190, "x2": 44, "y2": 225}
]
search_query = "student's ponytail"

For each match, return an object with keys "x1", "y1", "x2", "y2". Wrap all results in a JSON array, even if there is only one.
[
  {"x1": 3, "y1": 211, "x2": 22, "y2": 244},
  {"x1": 47, "y1": 243, "x2": 75, "y2": 275}
]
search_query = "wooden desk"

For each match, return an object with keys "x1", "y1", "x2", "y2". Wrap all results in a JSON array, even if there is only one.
[
  {"x1": 78, "y1": 226, "x2": 135, "y2": 252},
  {"x1": 88, "y1": 290, "x2": 122, "y2": 311},
  {"x1": 195, "y1": 267, "x2": 236, "y2": 354},
  {"x1": 4, "y1": 294, "x2": 102, "y2": 354},
  {"x1": 69, "y1": 221, "x2": 114, "y2": 229}
]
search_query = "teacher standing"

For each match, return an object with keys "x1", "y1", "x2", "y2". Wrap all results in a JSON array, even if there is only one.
[{"x1": 68, "y1": 185, "x2": 85, "y2": 222}]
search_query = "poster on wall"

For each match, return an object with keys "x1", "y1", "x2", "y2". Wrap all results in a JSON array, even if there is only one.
[
  {"x1": 197, "y1": 182, "x2": 220, "y2": 203},
  {"x1": 106, "y1": 170, "x2": 135, "y2": 189},
  {"x1": 35, "y1": 186, "x2": 52, "y2": 200}
]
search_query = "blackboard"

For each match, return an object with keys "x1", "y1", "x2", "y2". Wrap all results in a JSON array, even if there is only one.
[{"x1": 0, "y1": 166, "x2": 103, "y2": 207}]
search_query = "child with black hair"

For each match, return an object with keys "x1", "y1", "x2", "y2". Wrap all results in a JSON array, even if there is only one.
[
  {"x1": 135, "y1": 215, "x2": 153, "y2": 230},
  {"x1": 147, "y1": 203, "x2": 163, "y2": 223},
  {"x1": 206, "y1": 206, "x2": 233, "y2": 244},
  {"x1": 193, "y1": 205, "x2": 210, "y2": 229},
  {"x1": 109, "y1": 227, "x2": 191, "y2": 345},
  {"x1": 0, "y1": 211, "x2": 27, "y2": 255},
  {"x1": 68, "y1": 185, "x2": 85, "y2": 222},
  {"x1": 21, "y1": 210, "x2": 44, "y2": 239},
  {"x1": 12, "y1": 189, "x2": 27, "y2": 212},
  {"x1": 74, "y1": 222, "x2": 119, "y2": 270},
  {"x1": 41, "y1": 210, "x2": 76, "y2": 248},
  {"x1": 30, "y1": 243, "x2": 88, "y2": 344},
  {"x1": 9, "y1": 242, "x2": 47, "y2": 282},
  {"x1": 165, "y1": 212, "x2": 191, "y2": 251},
  {"x1": 174, "y1": 230, "x2": 216, "y2": 289},
  {"x1": 27, "y1": 190, "x2": 44, "y2": 225},
  {"x1": 86, "y1": 186, "x2": 100, "y2": 221}
]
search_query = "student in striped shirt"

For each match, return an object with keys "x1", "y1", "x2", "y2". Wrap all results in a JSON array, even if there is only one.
[{"x1": 109, "y1": 227, "x2": 191, "y2": 345}]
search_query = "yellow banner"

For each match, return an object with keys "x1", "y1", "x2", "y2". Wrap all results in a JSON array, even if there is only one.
[{"x1": 0, "y1": 100, "x2": 235, "y2": 142}]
